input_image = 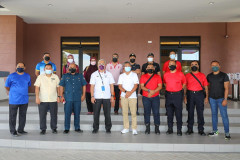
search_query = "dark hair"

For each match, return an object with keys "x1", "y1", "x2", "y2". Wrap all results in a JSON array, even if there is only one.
[
  {"x1": 147, "y1": 53, "x2": 154, "y2": 57},
  {"x1": 147, "y1": 63, "x2": 154, "y2": 68},
  {"x1": 43, "y1": 52, "x2": 50, "y2": 55},
  {"x1": 191, "y1": 60, "x2": 200, "y2": 66},
  {"x1": 17, "y1": 62, "x2": 25, "y2": 67},
  {"x1": 124, "y1": 61, "x2": 131, "y2": 66},
  {"x1": 211, "y1": 60, "x2": 220, "y2": 65},
  {"x1": 113, "y1": 53, "x2": 119, "y2": 57},
  {"x1": 169, "y1": 51, "x2": 176, "y2": 54},
  {"x1": 45, "y1": 63, "x2": 52, "y2": 68}
]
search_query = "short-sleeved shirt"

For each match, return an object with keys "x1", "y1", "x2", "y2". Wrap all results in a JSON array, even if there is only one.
[
  {"x1": 90, "y1": 71, "x2": 115, "y2": 99},
  {"x1": 163, "y1": 71, "x2": 186, "y2": 92},
  {"x1": 5, "y1": 72, "x2": 31, "y2": 105},
  {"x1": 163, "y1": 60, "x2": 182, "y2": 73},
  {"x1": 35, "y1": 61, "x2": 57, "y2": 75},
  {"x1": 185, "y1": 72, "x2": 208, "y2": 91},
  {"x1": 34, "y1": 74, "x2": 60, "y2": 102},
  {"x1": 106, "y1": 62, "x2": 123, "y2": 85},
  {"x1": 118, "y1": 72, "x2": 139, "y2": 98},
  {"x1": 207, "y1": 72, "x2": 229, "y2": 99},
  {"x1": 59, "y1": 73, "x2": 87, "y2": 102},
  {"x1": 131, "y1": 63, "x2": 140, "y2": 71},
  {"x1": 140, "y1": 74, "x2": 162, "y2": 97},
  {"x1": 141, "y1": 62, "x2": 160, "y2": 74}
]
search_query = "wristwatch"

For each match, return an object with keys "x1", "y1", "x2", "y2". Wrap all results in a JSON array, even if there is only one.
[
  {"x1": 148, "y1": 89, "x2": 150, "y2": 93},
  {"x1": 58, "y1": 96, "x2": 61, "y2": 98}
]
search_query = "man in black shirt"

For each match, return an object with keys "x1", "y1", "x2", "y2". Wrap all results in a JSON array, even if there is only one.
[
  {"x1": 207, "y1": 60, "x2": 231, "y2": 140},
  {"x1": 129, "y1": 53, "x2": 141, "y2": 115},
  {"x1": 141, "y1": 53, "x2": 160, "y2": 75}
]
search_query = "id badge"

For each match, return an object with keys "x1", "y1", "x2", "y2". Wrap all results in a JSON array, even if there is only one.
[{"x1": 101, "y1": 86, "x2": 105, "y2": 91}]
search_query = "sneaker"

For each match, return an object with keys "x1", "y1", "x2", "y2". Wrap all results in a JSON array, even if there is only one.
[
  {"x1": 225, "y1": 133, "x2": 231, "y2": 140},
  {"x1": 121, "y1": 129, "x2": 129, "y2": 134},
  {"x1": 208, "y1": 130, "x2": 219, "y2": 136},
  {"x1": 132, "y1": 129, "x2": 138, "y2": 135}
]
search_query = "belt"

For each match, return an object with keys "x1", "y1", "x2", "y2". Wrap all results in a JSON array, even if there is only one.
[
  {"x1": 166, "y1": 90, "x2": 183, "y2": 94},
  {"x1": 188, "y1": 90, "x2": 204, "y2": 94}
]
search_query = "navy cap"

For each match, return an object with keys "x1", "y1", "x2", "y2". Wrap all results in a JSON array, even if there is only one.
[{"x1": 129, "y1": 53, "x2": 136, "y2": 58}]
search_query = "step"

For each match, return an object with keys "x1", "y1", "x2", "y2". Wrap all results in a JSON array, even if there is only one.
[{"x1": 0, "y1": 130, "x2": 239, "y2": 152}]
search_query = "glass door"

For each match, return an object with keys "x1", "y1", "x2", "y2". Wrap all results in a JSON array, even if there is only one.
[{"x1": 181, "y1": 49, "x2": 200, "y2": 74}]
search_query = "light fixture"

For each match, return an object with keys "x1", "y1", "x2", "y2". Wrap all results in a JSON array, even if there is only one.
[
  {"x1": 126, "y1": 2, "x2": 132, "y2": 6},
  {"x1": 48, "y1": 4, "x2": 53, "y2": 7},
  {"x1": 0, "y1": 4, "x2": 10, "y2": 11},
  {"x1": 208, "y1": 2, "x2": 215, "y2": 5}
]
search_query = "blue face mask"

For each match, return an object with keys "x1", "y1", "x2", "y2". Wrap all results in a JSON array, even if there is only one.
[
  {"x1": 45, "y1": 70, "x2": 52, "y2": 75},
  {"x1": 170, "y1": 54, "x2": 176, "y2": 59},
  {"x1": 125, "y1": 67, "x2": 131, "y2": 72},
  {"x1": 17, "y1": 68, "x2": 24, "y2": 73},
  {"x1": 212, "y1": 66, "x2": 219, "y2": 72}
]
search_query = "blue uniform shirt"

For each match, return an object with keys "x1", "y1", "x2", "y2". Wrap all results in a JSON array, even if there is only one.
[
  {"x1": 59, "y1": 73, "x2": 87, "y2": 101},
  {"x1": 5, "y1": 72, "x2": 31, "y2": 105},
  {"x1": 36, "y1": 61, "x2": 57, "y2": 75}
]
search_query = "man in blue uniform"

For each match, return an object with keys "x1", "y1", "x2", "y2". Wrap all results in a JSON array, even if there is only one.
[
  {"x1": 59, "y1": 63, "x2": 87, "y2": 134},
  {"x1": 35, "y1": 52, "x2": 57, "y2": 76}
]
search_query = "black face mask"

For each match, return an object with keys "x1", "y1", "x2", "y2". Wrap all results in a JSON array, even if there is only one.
[
  {"x1": 112, "y1": 57, "x2": 118, "y2": 62},
  {"x1": 169, "y1": 65, "x2": 176, "y2": 71},
  {"x1": 191, "y1": 66, "x2": 198, "y2": 72},
  {"x1": 45, "y1": 56, "x2": 50, "y2": 61},
  {"x1": 69, "y1": 68, "x2": 76, "y2": 73},
  {"x1": 17, "y1": 68, "x2": 24, "y2": 73},
  {"x1": 130, "y1": 58, "x2": 135, "y2": 63},
  {"x1": 147, "y1": 69, "x2": 154, "y2": 74}
]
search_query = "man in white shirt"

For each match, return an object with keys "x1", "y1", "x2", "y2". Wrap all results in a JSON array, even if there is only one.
[
  {"x1": 90, "y1": 59, "x2": 115, "y2": 134},
  {"x1": 118, "y1": 61, "x2": 139, "y2": 135}
]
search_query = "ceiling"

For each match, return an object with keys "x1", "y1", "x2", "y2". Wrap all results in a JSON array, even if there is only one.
[{"x1": 0, "y1": 0, "x2": 240, "y2": 24}]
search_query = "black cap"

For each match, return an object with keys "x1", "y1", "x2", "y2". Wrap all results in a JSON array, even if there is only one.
[
  {"x1": 129, "y1": 53, "x2": 136, "y2": 58},
  {"x1": 147, "y1": 53, "x2": 154, "y2": 57}
]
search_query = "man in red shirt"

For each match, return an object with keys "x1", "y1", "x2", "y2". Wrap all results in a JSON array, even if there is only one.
[
  {"x1": 162, "y1": 51, "x2": 182, "y2": 74},
  {"x1": 140, "y1": 64, "x2": 162, "y2": 134},
  {"x1": 163, "y1": 60, "x2": 186, "y2": 136},
  {"x1": 184, "y1": 61, "x2": 208, "y2": 136}
]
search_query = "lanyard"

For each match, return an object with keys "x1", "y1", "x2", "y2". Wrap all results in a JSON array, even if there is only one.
[{"x1": 98, "y1": 71, "x2": 104, "y2": 86}]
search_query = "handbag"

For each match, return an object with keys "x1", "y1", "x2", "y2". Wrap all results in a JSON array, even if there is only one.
[
  {"x1": 140, "y1": 74, "x2": 155, "y2": 95},
  {"x1": 190, "y1": 72, "x2": 206, "y2": 98}
]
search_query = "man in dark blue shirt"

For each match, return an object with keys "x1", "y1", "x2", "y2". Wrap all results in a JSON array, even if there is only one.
[{"x1": 5, "y1": 62, "x2": 31, "y2": 137}]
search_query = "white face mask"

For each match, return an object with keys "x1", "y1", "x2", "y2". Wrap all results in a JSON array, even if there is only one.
[
  {"x1": 68, "y1": 59, "x2": 74, "y2": 63},
  {"x1": 91, "y1": 61, "x2": 96, "y2": 65},
  {"x1": 170, "y1": 54, "x2": 176, "y2": 60},
  {"x1": 148, "y1": 57, "x2": 153, "y2": 62}
]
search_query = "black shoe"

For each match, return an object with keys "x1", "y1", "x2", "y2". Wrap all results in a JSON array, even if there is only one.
[
  {"x1": 52, "y1": 129, "x2": 57, "y2": 134},
  {"x1": 63, "y1": 130, "x2": 69, "y2": 134},
  {"x1": 155, "y1": 125, "x2": 160, "y2": 135},
  {"x1": 145, "y1": 124, "x2": 150, "y2": 134},
  {"x1": 92, "y1": 129, "x2": 98, "y2": 134},
  {"x1": 106, "y1": 129, "x2": 111, "y2": 134},
  {"x1": 18, "y1": 130, "x2": 28, "y2": 134},
  {"x1": 12, "y1": 131, "x2": 19, "y2": 137},
  {"x1": 225, "y1": 134, "x2": 231, "y2": 140},
  {"x1": 75, "y1": 129, "x2": 83, "y2": 133},
  {"x1": 177, "y1": 130, "x2": 182, "y2": 136},
  {"x1": 166, "y1": 128, "x2": 173, "y2": 135},
  {"x1": 198, "y1": 130, "x2": 206, "y2": 136},
  {"x1": 40, "y1": 130, "x2": 46, "y2": 135},
  {"x1": 185, "y1": 129, "x2": 193, "y2": 135},
  {"x1": 114, "y1": 111, "x2": 118, "y2": 115},
  {"x1": 136, "y1": 111, "x2": 140, "y2": 115}
]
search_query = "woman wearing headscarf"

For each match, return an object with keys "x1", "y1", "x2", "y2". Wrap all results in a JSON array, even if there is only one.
[
  {"x1": 84, "y1": 57, "x2": 98, "y2": 114},
  {"x1": 63, "y1": 54, "x2": 79, "y2": 74}
]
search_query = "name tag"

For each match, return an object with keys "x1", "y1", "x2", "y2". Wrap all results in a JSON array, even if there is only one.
[{"x1": 101, "y1": 86, "x2": 105, "y2": 91}]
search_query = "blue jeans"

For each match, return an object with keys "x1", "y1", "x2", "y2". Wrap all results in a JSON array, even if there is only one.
[
  {"x1": 64, "y1": 101, "x2": 81, "y2": 130},
  {"x1": 142, "y1": 96, "x2": 160, "y2": 125},
  {"x1": 209, "y1": 98, "x2": 229, "y2": 133}
]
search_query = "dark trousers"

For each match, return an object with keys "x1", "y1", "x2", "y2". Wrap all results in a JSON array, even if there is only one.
[
  {"x1": 9, "y1": 104, "x2": 28, "y2": 133},
  {"x1": 165, "y1": 91, "x2": 183, "y2": 130},
  {"x1": 142, "y1": 96, "x2": 160, "y2": 125},
  {"x1": 86, "y1": 92, "x2": 93, "y2": 112},
  {"x1": 114, "y1": 85, "x2": 120, "y2": 112},
  {"x1": 38, "y1": 102, "x2": 58, "y2": 131},
  {"x1": 187, "y1": 91, "x2": 205, "y2": 131},
  {"x1": 64, "y1": 101, "x2": 81, "y2": 130},
  {"x1": 93, "y1": 99, "x2": 112, "y2": 130},
  {"x1": 136, "y1": 87, "x2": 139, "y2": 112}
]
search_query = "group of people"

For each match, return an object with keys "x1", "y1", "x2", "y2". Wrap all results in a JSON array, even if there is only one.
[{"x1": 4, "y1": 51, "x2": 231, "y2": 140}]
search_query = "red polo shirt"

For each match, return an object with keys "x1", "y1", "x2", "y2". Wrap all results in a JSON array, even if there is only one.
[
  {"x1": 140, "y1": 74, "x2": 162, "y2": 97},
  {"x1": 163, "y1": 71, "x2": 186, "y2": 92},
  {"x1": 185, "y1": 72, "x2": 208, "y2": 91},
  {"x1": 163, "y1": 60, "x2": 182, "y2": 73}
]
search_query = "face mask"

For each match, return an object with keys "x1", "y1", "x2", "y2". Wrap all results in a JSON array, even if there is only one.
[
  {"x1": 68, "y1": 59, "x2": 74, "y2": 63},
  {"x1": 170, "y1": 54, "x2": 176, "y2": 60},
  {"x1": 112, "y1": 57, "x2": 118, "y2": 62},
  {"x1": 191, "y1": 66, "x2": 198, "y2": 72},
  {"x1": 169, "y1": 65, "x2": 176, "y2": 71},
  {"x1": 91, "y1": 61, "x2": 96, "y2": 65},
  {"x1": 45, "y1": 69, "x2": 52, "y2": 75},
  {"x1": 44, "y1": 56, "x2": 50, "y2": 61},
  {"x1": 69, "y1": 68, "x2": 76, "y2": 73},
  {"x1": 99, "y1": 65, "x2": 105, "y2": 70},
  {"x1": 125, "y1": 67, "x2": 131, "y2": 72},
  {"x1": 147, "y1": 57, "x2": 153, "y2": 62},
  {"x1": 147, "y1": 69, "x2": 154, "y2": 74},
  {"x1": 130, "y1": 59, "x2": 135, "y2": 63},
  {"x1": 212, "y1": 66, "x2": 219, "y2": 72},
  {"x1": 17, "y1": 68, "x2": 24, "y2": 73}
]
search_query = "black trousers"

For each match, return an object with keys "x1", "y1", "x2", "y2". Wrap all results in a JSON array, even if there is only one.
[
  {"x1": 86, "y1": 92, "x2": 93, "y2": 112},
  {"x1": 38, "y1": 102, "x2": 58, "y2": 130},
  {"x1": 9, "y1": 104, "x2": 28, "y2": 133},
  {"x1": 93, "y1": 99, "x2": 112, "y2": 130},
  {"x1": 165, "y1": 91, "x2": 183, "y2": 131},
  {"x1": 136, "y1": 87, "x2": 139, "y2": 112},
  {"x1": 114, "y1": 85, "x2": 120, "y2": 112},
  {"x1": 187, "y1": 90, "x2": 205, "y2": 131}
]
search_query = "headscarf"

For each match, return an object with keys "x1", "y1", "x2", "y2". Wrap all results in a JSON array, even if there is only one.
[
  {"x1": 67, "y1": 54, "x2": 75, "y2": 66},
  {"x1": 85, "y1": 57, "x2": 98, "y2": 83}
]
